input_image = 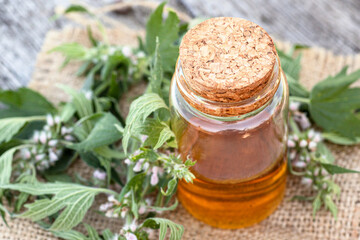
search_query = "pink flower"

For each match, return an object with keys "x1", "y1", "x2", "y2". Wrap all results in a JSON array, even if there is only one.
[
  {"x1": 93, "y1": 170, "x2": 106, "y2": 180},
  {"x1": 299, "y1": 140, "x2": 308, "y2": 148},
  {"x1": 289, "y1": 102, "x2": 300, "y2": 111},
  {"x1": 39, "y1": 131, "x2": 47, "y2": 144},
  {"x1": 293, "y1": 161, "x2": 307, "y2": 168},
  {"x1": 308, "y1": 141, "x2": 317, "y2": 151},
  {"x1": 287, "y1": 139, "x2": 296, "y2": 148},
  {"x1": 133, "y1": 161, "x2": 143, "y2": 172},
  {"x1": 125, "y1": 232, "x2": 137, "y2": 240},
  {"x1": 138, "y1": 205, "x2": 146, "y2": 214},
  {"x1": 301, "y1": 177, "x2": 313, "y2": 186},
  {"x1": 49, "y1": 150, "x2": 58, "y2": 163},
  {"x1": 46, "y1": 114, "x2": 54, "y2": 126}
]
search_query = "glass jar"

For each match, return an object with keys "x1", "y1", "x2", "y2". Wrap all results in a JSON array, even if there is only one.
[{"x1": 169, "y1": 17, "x2": 289, "y2": 229}]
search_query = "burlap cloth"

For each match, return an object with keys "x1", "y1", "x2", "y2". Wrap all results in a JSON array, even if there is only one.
[{"x1": 1, "y1": 5, "x2": 360, "y2": 240}]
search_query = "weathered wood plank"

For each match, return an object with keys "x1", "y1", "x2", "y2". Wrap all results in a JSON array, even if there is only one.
[{"x1": 179, "y1": 0, "x2": 360, "y2": 55}]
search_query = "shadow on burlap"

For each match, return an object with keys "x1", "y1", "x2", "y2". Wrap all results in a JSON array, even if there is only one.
[{"x1": 1, "y1": 7, "x2": 360, "y2": 240}]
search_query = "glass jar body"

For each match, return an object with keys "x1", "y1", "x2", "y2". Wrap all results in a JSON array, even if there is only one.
[{"x1": 170, "y1": 65, "x2": 289, "y2": 229}]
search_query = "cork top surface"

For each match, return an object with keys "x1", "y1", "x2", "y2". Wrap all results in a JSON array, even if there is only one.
[{"x1": 179, "y1": 17, "x2": 277, "y2": 103}]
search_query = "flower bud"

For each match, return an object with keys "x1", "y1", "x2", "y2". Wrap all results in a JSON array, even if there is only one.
[
  {"x1": 150, "y1": 172, "x2": 159, "y2": 186},
  {"x1": 299, "y1": 140, "x2": 308, "y2": 148},
  {"x1": 93, "y1": 170, "x2": 106, "y2": 180},
  {"x1": 287, "y1": 139, "x2": 296, "y2": 148},
  {"x1": 46, "y1": 114, "x2": 54, "y2": 127},
  {"x1": 39, "y1": 131, "x2": 47, "y2": 144}
]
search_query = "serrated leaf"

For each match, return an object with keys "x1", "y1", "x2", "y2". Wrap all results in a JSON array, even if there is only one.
[
  {"x1": 309, "y1": 69, "x2": 360, "y2": 138},
  {"x1": 0, "y1": 116, "x2": 45, "y2": 144},
  {"x1": 312, "y1": 193, "x2": 322, "y2": 217},
  {"x1": 148, "y1": 38, "x2": 163, "y2": 97},
  {"x1": 315, "y1": 142, "x2": 335, "y2": 163},
  {"x1": 321, "y1": 163, "x2": 360, "y2": 174},
  {"x1": 52, "y1": 230, "x2": 87, "y2": 240},
  {"x1": 0, "y1": 182, "x2": 115, "y2": 231},
  {"x1": 140, "y1": 119, "x2": 175, "y2": 149},
  {"x1": 122, "y1": 93, "x2": 169, "y2": 154},
  {"x1": 0, "y1": 146, "x2": 23, "y2": 188},
  {"x1": 324, "y1": 195, "x2": 338, "y2": 219},
  {"x1": 73, "y1": 113, "x2": 122, "y2": 151},
  {"x1": 146, "y1": 2, "x2": 180, "y2": 72},
  {"x1": 118, "y1": 173, "x2": 146, "y2": 202},
  {"x1": 84, "y1": 223, "x2": 101, "y2": 240},
  {"x1": 141, "y1": 217, "x2": 184, "y2": 240},
  {"x1": 102, "y1": 229, "x2": 114, "y2": 240},
  {"x1": 161, "y1": 178, "x2": 177, "y2": 196}
]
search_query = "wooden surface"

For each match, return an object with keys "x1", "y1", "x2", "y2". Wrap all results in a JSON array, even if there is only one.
[{"x1": 1, "y1": 0, "x2": 360, "y2": 89}]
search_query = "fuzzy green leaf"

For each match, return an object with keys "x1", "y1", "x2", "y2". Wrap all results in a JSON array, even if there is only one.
[
  {"x1": 312, "y1": 193, "x2": 322, "y2": 217},
  {"x1": 64, "y1": 5, "x2": 90, "y2": 14},
  {"x1": 146, "y1": 2, "x2": 180, "y2": 72},
  {"x1": 73, "y1": 113, "x2": 122, "y2": 151},
  {"x1": 0, "y1": 182, "x2": 115, "y2": 231},
  {"x1": 118, "y1": 173, "x2": 146, "y2": 202},
  {"x1": 0, "y1": 116, "x2": 45, "y2": 144},
  {"x1": 140, "y1": 119, "x2": 175, "y2": 149},
  {"x1": 324, "y1": 195, "x2": 338, "y2": 219},
  {"x1": 52, "y1": 230, "x2": 87, "y2": 240},
  {"x1": 141, "y1": 217, "x2": 184, "y2": 240},
  {"x1": 148, "y1": 38, "x2": 164, "y2": 97},
  {"x1": 161, "y1": 178, "x2": 177, "y2": 196},
  {"x1": 321, "y1": 163, "x2": 360, "y2": 175},
  {"x1": 309, "y1": 69, "x2": 360, "y2": 138},
  {"x1": 322, "y1": 132, "x2": 360, "y2": 145},
  {"x1": 122, "y1": 93, "x2": 169, "y2": 154},
  {"x1": 0, "y1": 147, "x2": 19, "y2": 186},
  {"x1": 0, "y1": 88, "x2": 56, "y2": 117}
]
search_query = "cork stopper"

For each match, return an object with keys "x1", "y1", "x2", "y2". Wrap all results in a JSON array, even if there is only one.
[{"x1": 177, "y1": 17, "x2": 281, "y2": 117}]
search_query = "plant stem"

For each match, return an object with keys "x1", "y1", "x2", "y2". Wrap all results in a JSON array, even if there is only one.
[{"x1": 290, "y1": 96, "x2": 310, "y2": 104}]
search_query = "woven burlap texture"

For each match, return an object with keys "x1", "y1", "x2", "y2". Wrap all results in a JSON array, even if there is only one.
[{"x1": 1, "y1": 20, "x2": 360, "y2": 240}]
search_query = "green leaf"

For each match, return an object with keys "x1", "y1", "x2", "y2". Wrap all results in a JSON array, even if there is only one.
[
  {"x1": 312, "y1": 193, "x2": 322, "y2": 217},
  {"x1": 118, "y1": 173, "x2": 146, "y2": 202},
  {"x1": 0, "y1": 182, "x2": 115, "y2": 231},
  {"x1": 102, "y1": 229, "x2": 114, "y2": 240},
  {"x1": 324, "y1": 195, "x2": 338, "y2": 219},
  {"x1": 161, "y1": 178, "x2": 177, "y2": 196},
  {"x1": 52, "y1": 230, "x2": 87, "y2": 240},
  {"x1": 146, "y1": 2, "x2": 180, "y2": 72},
  {"x1": 73, "y1": 113, "x2": 122, "y2": 151},
  {"x1": 122, "y1": 93, "x2": 169, "y2": 154},
  {"x1": 322, "y1": 132, "x2": 360, "y2": 145},
  {"x1": 148, "y1": 199, "x2": 179, "y2": 212},
  {"x1": 84, "y1": 223, "x2": 101, "y2": 240},
  {"x1": 309, "y1": 69, "x2": 360, "y2": 138},
  {"x1": 0, "y1": 88, "x2": 56, "y2": 117},
  {"x1": 0, "y1": 116, "x2": 45, "y2": 144},
  {"x1": 141, "y1": 217, "x2": 184, "y2": 240},
  {"x1": 140, "y1": 119, "x2": 175, "y2": 149},
  {"x1": 64, "y1": 4, "x2": 91, "y2": 15},
  {"x1": 315, "y1": 142, "x2": 335, "y2": 164},
  {"x1": 49, "y1": 43, "x2": 88, "y2": 60},
  {"x1": 0, "y1": 147, "x2": 23, "y2": 187},
  {"x1": 148, "y1": 38, "x2": 163, "y2": 97},
  {"x1": 321, "y1": 163, "x2": 360, "y2": 175}
]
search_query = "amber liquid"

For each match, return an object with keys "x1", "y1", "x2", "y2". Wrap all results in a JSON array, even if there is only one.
[{"x1": 173, "y1": 95, "x2": 287, "y2": 228}]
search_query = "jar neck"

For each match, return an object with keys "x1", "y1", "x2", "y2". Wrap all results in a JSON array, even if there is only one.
[{"x1": 175, "y1": 56, "x2": 281, "y2": 118}]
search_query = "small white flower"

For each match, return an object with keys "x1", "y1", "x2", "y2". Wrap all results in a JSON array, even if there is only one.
[
  {"x1": 313, "y1": 133, "x2": 322, "y2": 143},
  {"x1": 138, "y1": 205, "x2": 146, "y2": 214},
  {"x1": 308, "y1": 141, "x2": 317, "y2": 151},
  {"x1": 299, "y1": 140, "x2": 308, "y2": 148},
  {"x1": 44, "y1": 125, "x2": 50, "y2": 131},
  {"x1": 108, "y1": 46, "x2": 117, "y2": 55},
  {"x1": 150, "y1": 172, "x2": 159, "y2": 186},
  {"x1": 292, "y1": 134, "x2": 299, "y2": 141},
  {"x1": 321, "y1": 169, "x2": 328, "y2": 175},
  {"x1": 136, "y1": 51, "x2": 146, "y2": 58},
  {"x1": 124, "y1": 158, "x2": 131, "y2": 165},
  {"x1": 39, "y1": 131, "x2": 47, "y2": 144},
  {"x1": 140, "y1": 135, "x2": 148, "y2": 143},
  {"x1": 49, "y1": 150, "x2": 58, "y2": 163},
  {"x1": 112, "y1": 234, "x2": 120, "y2": 240},
  {"x1": 122, "y1": 46, "x2": 132, "y2": 57},
  {"x1": 54, "y1": 116, "x2": 61, "y2": 124},
  {"x1": 293, "y1": 161, "x2": 306, "y2": 168},
  {"x1": 287, "y1": 139, "x2": 296, "y2": 148},
  {"x1": 48, "y1": 139, "x2": 58, "y2": 147},
  {"x1": 322, "y1": 183, "x2": 327, "y2": 189},
  {"x1": 84, "y1": 91, "x2": 93, "y2": 100},
  {"x1": 313, "y1": 168, "x2": 320, "y2": 176},
  {"x1": 143, "y1": 162, "x2": 150, "y2": 171},
  {"x1": 133, "y1": 161, "x2": 143, "y2": 172},
  {"x1": 93, "y1": 170, "x2": 106, "y2": 180},
  {"x1": 301, "y1": 177, "x2": 313, "y2": 186},
  {"x1": 289, "y1": 102, "x2": 300, "y2": 111},
  {"x1": 289, "y1": 150, "x2": 297, "y2": 160},
  {"x1": 99, "y1": 202, "x2": 113, "y2": 211},
  {"x1": 108, "y1": 195, "x2": 116, "y2": 203},
  {"x1": 145, "y1": 198, "x2": 152, "y2": 206},
  {"x1": 307, "y1": 129, "x2": 315, "y2": 139},
  {"x1": 46, "y1": 114, "x2": 54, "y2": 127},
  {"x1": 130, "y1": 221, "x2": 137, "y2": 232},
  {"x1": 64, "y1": 135, "x2": 74, "y2": 141},
  {"x1": 21, "y1": 148, "x2": 31, "y2": 159},
  {"x1": 105, "y1": 210, "x2": 115, "y2": 218},
  {"x1": 61, "y1": 126, "x2": 71, "y2": 135},
  {"x1": 298, "y1": 114, "x2": 311, "y2": 129},
  {"x1": 35, "y1": 153, "x2": 46, "y2": 161},
  {"x1": 125, "y1": 232, "x2": 137, "y2": 240}
]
